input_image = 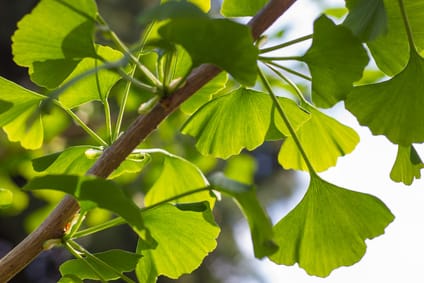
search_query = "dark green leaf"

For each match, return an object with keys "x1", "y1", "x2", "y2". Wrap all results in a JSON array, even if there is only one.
[
  {"x1": 343, "y1": 0, "x2": 388, "y2": 41},
  {"x1": 60, "y1": 250, "x2": 142, "y2": 280},
  {"x1": 221, "y1": 0, "x2": 268, "y2": 17},
  {"x1": 12, "y1": 0, "x2": 98, "y2": 88},
  {"x1": 270, "y1": 175, "x2": 394, "y2": 277},
  {"x1": 346, "y1": 50, "x2": 424, "y2": 145},
  {"x1": 302, "y1": 15, "x2": 369, "y2": 108},
  {"x1": 390, "y1": 145, "x2": 424, "y2": 185},
  {"x1": 210, "y1": 173, "x2": 277, "y2": 258},
  {"x1": 136, "y1": 203, "x2": 219, "y2": 282}
]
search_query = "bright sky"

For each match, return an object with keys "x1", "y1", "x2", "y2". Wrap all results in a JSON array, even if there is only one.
[{"x1": 233, "y1": 0, "x2": 424, "y2": 282}]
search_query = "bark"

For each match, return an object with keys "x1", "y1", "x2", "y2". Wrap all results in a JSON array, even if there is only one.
[{"x1": 0, "y1": 0, "x2": 297, "y2": 281}]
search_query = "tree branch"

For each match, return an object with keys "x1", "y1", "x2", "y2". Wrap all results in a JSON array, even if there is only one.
[{"x1": 0, "y1": 0, "x2": 297, "y2": 281}]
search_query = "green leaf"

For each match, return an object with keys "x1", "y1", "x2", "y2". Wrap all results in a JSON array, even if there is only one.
[
  {"x1": 270, "y1": 175, "x2": 394, "y2": 277},
  {"x1": 343, "y1": 0, "x2": 388, "y2": 41},
  {"x1": 159, "y1": 18, "x2": 258, "y2": 86},
  {"x1": 144, "y1": 152, "x2": 214, "y2": 206},
  {"x1": 367, "y1": 0, "x2": 424, "y2": 76},
  {"x1": 0, "y1": 77, "x2": 46, "y2": 149},
  {"x1": 32, "y1": 146, "x2": 150, "y2": 179},
  {"x1": 136, "y1": 203, "x2": 219, "y2": 282},
  {"x1": 60, "y1": 249, "x2": 142, "y2": 280},
  {"x1": 140, "y1": 0, "x2": 207, "y2": 24},
  {"x1": 390, "y1": 145, "x2": 424, "y2": 185},
  {"x1": 278, "y1": 104, "x2": 359, "y2": 172},
  {"x1": 221, "y1": 0, "x2": 268, "y2": 17},
  {"x1": 59, "y1": 45, "x2": 124, "y2": 108},
  {"x1": 180, "y1": 73, "x2": 228, "y2": 114},
  {"x1": 12, "y1": 0, "x2": 98, "y2": 88},
  {"x1": 58, "y1": 275, "x2": 83, "y2": 283},
  {"x1": 210, "y1": 173, "x2": 277, "y2": 258},
  {"x1": 346, "y1": 50, "x2": 424, "y2": 145},
  {"x1": 24, "y1": 175, "x2": 152, "y2": 243},
  {"x1": 224, "y1": 154, "x2": 257, "y2": 185},
  {"x1": 302, "y1": 15, "x2": 369, "y2": 108},
  {"x1": 0, "y1": 188, "x2": 13, "y2": 208}
]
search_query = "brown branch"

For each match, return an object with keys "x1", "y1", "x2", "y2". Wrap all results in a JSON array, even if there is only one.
[{"x1": 0, "y1": 0, "x2": 297, "y2": 281}]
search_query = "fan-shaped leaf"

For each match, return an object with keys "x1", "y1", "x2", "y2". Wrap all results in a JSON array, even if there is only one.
[
  {"x1": 221, "y1": 0, "x2": 268, "y2": 17},
  {"x1": 390, "y1": 145, "x2": 424, "y2": 185},
  {"x1": 270, "y1": 175, "x2": 394, "y2": 277}
]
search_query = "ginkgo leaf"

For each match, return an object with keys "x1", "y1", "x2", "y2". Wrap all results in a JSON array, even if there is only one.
[
  {"x1": 182, "y1": 88, "x2": 309, "y2": 159},
  {"x1": 12, "y1": 0, "x2": 98, "y2": 88},
  {"x1": 60, "y1": 250, "x2": 142, "y2": 280},
  {"x1": 59, "y1": 45, "x2": 124, "y2": 108},
  {"x1": 270, "y1": 175, "x2": 394, "y2": 277},
  {"x1": 346, "y1": 50, "x2": 424, "y2": 145},
  {"x1": 390, "y1": 145, "x2": 424, "y2": 185},
  {"x1": 0, "y1": 77, "x2": 46, "y2": 149},
  {"x1": 221, "y1": 0, "x2": 268, "y2": 17},
  {"x1": 0, "y1": 188, "x2": 13, "y2": 208},
  {"x1": 367, "y1": 0, "x2": 424, "y2": 76},
  {"x1": 210, "y1": 173, "x2": 277, "y2": 258},
  {"x1": 136, "y1": 203, "x2": 219, "y2": 282},
  {"x1": 302, "y1": 15, "x2": 369, "y2": 108},
  {"x1": 278, "y1": 104, "x2": 359, "y2": 172},
  {"x1": 343, "y1": 0, "x2": 388, "y2": 41},
  {"x1": 144, "y1": 151, "x2": 214, "y2": 206},
  {"x1": 159, "y1": 18, "x2": 258, "y2": 86}
]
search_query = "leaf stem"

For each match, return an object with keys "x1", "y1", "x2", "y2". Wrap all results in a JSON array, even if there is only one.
[
  {"x1": 266, "y1": 61, "x2": 312, "y2": 81},
  {"x1": 259, "y1": 55, "x2": 303, "y2": 62},
  {"x1": 260, "y1": 34, "x2": 312, "y2": 53},
  {"x1": 54, "y1": 100, "x2": 108, "y2": 147},
  {"x1": 73, "y1": 217, "x2": 126, "y2": 239},
  {"x1": 258, "y1": 67, "x2": 316, "y2": 173},
  {"x1": 398, "y1": 0, "x2": 416, "y2": 52}
]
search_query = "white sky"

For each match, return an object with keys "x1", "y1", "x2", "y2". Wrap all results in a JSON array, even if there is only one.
[{"x1": 234, "y1": 0, "x2": 424, "y2": 282}]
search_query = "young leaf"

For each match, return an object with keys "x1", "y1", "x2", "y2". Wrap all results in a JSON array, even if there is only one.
[
  {"x1": 302, "y1": 15, "x2": 369, "y2": 108},
  {"x1": 0, "y1": 77, "x2": 46, "y2": 149},
  {"x1": 0, "y1": 188, "x2": 13, "y2": 209},
  {"x1": 159, "y1": 18, "x2": 258, "y2": 86},
  {"x1": 136, "y1": 203, "x2": 220, "y2": 282},
  {"x1": 278, "y1": 104, "x2": 359, "y2": 172},
  {"x1": 346, "y1": 50, "x2": 424, "y2": 145},
  {"x1": 59, "y1": 45, "x2": 124, "y2": 108},
  {"x1": 60, "y1": 249, "x2": 142, "y2": 280},
  {"x1": 367, "y1": 0, "x2": 424, "y2": 76},
  {"x1": 343, "y1": 0, "x2": 388, "y2": 41},
  {"x1": 390, "y1": 145, "x2": 424, "y2": 185},
  {"x1": 210, "y1": 173, "x2": 278, "y2": 258},
  {"x1": 221, "y1": 0, "x2": 268, "y2": 17},
  {"x1": 144, "y1": 152, "x2": 214, "y2": 206},
  {"x1": 270, "y1": 175, "x2": 394, "y2": 277},
  {"x1": 12, "y1": 0, "x2": 98, "y2": 88}
]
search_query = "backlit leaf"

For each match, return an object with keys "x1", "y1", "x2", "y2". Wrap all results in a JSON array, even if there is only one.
[
  {"x1": 60, "y1": 250, "x2": 142, "y2": 280},
  {"x1": 270, "y1": 175, "x2": 394, "y2": 277},
  {"x1": 346, "y1": 50, "x2": 424, "y2": 145},
  {"x1": 0, "y1": 188, "x2": 13, "y2": 208},
  {"x1": 302, "y1": 15, "x2": 369, "y2": 108},
  {"x1": 390, "y1": 145, "x2": 424, "y2": 185},
  {"x1": 343, "y1": 0, "x2": 388, "y2": 41},
  {"x1": 278, "y1": 104, "x2": 359, "y2": 172},
  {"x1": 12, "y1": 0, "x2": 98, "y2": 88},
  {"x1": 210, "y1": 173, "x2": 277, "y2": 258},
  {"x1": 136, "y1": 203, "x2": 219, "y2": 282},
  {"x1": 221, "y1": 0, "x2": 268, "y2": 17}
]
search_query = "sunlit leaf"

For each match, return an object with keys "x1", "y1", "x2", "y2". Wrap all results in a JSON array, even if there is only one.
[
  {"x1": 136, "y1": 203, "x2": 219, "y2": 282},
  {"x1": 343, "y1": 0, "x2": 387, "y2": 41},
  {"x1": 60, "y1": 250, "x2": 142, "y2": 280},
  {"x1": 12, "y1": 0, "x2": 98, "y2": 88},
  {"x1": 159, "y1": 18, "x2": 258, "y2": 86},
  {"x1": 302, "y1": 15, "x2": 369, "y2": 108},
  {"x1": 346, "y1": 50, "x2": 424, "y2": 145},
  {"x1": 221, "y1": 0, "x2": 268, "y2": 17},
  {"x1": 210, "y1": 173, "x2": 277, "y2": 258},
  {"x1": 59, "y1": 45, "x2": 124, "y2": 108},
  {"x1": 278, "y1": 104, "x2": 359, "y2": 172},
  {"x1": 224, "y1": 154, "x2": 257, "y2": 185},
  {"x1": 0, "y1": 188, "x2": 13, "y2": 208},
  {"x1": 367, "y1": 0, "x2": 424, "y2": 76},
  {"x1": 141, "y1": 0, "x2": 207, "y2": 24},
  {"x1": 0, "y1": 77, "x2": 46, "y2": 149},
  {"x1": 270, "y1": 175, "x2": 394, "y2": 277},
  {"x1": 144, "y1": 152, "x2": 214, "y2": 206},
  {"x1": 390, "y1": 145, "x2": 424, "y2": 185}
]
